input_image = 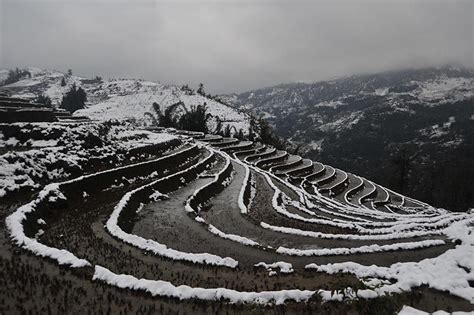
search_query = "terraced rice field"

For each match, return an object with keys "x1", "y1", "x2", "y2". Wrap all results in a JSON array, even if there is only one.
[{"x1": 1, "y1": 125, "x2": 474, "y2": 314}]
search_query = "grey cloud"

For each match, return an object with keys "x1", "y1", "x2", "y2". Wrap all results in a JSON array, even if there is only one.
[{"x1": 0, "y1": 0, "x2": 472, "y2": 93}]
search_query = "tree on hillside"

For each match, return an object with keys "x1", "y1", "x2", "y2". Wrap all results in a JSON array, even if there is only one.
[
  {"x1": 390, "y1": 146, "x2": 415, "y2": 194},
  {"x1": 4, "y1": 68, "x2": 31, "y2": 85},
  {"x1": 160, "y1": 103, "x2": 180, "y2": 128},
  {"x1": 247, "y1": 125, "x2": 256, "y2": 142},
  {"x1": 181, "y1": 85, "x2": 194, "y2": 95},
  {"x1": 35, "y1": 94, "x2": 52, "y2": 107},
  {"x1": 178, "y1": 103, "x2": 211, "y2": 133},
  {"x1": 197, "y1": 83, "x2": 205, "y2": 96},
  {"x1": 60, "y1": 84, "x2": 87, "y2": 113},
  {"x1": 214, "y1": 117, "x2": 223, "y2": 135},
  {"x1": 247, "y1": 116, "x2": 259, "y2": 142},
  {"x1": 145, "y1": 101, "x2": 185, "y2": 129},
  {"x1": 223, "y1": 125, "x2": 231, "y2": 138},
  {"x1": 60, "y1": 77, "x2": 67, "y2": 87},
  {"x1": 236, "y1": 129, "x2": 245, "y2": 140},
  {"x1": 257, "y1": 117, "x2": 286, "y2": 150},
  {"x1": 144, "y1": 102, "x2": 161, "y2": 125}
]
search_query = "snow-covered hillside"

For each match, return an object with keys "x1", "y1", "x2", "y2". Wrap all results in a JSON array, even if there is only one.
[
  {"x1": 75, "y1": 79, "x2": 250, "y2": 132},
  {"x1": 0, "y1": 121, "x2": 178, "y2": 197},
  {"x1": 228, "y1": 66, "x2": 474, "y2": 212},
  {"x1": 0, "y1": 68, "x2": 250, "y2": 133},
  {"x1": 1, "y1": 68, "x2": 83, "y2": 104},
  {"x1": 0, "y1": 69, "x2": 10, "y2": 83},
  {"x1": 228, "y1": 66, "x2": 474, "y2": 156}
]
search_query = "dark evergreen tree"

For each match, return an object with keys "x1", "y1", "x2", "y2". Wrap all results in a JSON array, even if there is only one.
[
  {"x1": 60, "y1": 84, "x2": 87, "y2": 113},
  {"x1": 151, "y1": 102, "x2": 161, "y2": 117},
  {"x1": 60, "y1": 77, "x2": 67, "y2": 87},
  {"x1": 236, "y1": 129, "x2": 245, "y2": 140},
  {"x1": 223, "y1": 125, "x2": 231, "y2": 138}
]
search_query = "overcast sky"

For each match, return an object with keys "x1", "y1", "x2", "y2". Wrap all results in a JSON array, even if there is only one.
[{"x1": 0, "y1": 0, "x2": 472, "y2": 93}]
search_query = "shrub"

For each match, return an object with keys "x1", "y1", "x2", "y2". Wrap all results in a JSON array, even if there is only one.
[
  {"x1": 35, "y1": 94, "x2": 53, "y2": 107},
  {"x1": 160, "y1": 106, "x2": 179, "y2": 128},
  {"x1": 178, "y1": 103, "x2": 211, "y2": 133}
]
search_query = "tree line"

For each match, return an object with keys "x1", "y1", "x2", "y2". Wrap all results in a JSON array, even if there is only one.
[
  {"x1": 2, "y1": 68, "x2": 31, "y2": 86},
  {"x1": 146, "y1": 100, "x2": 291, "y2": 153},
  {"x1": 146, "y1": 101, "x2": 212, "y2": 133}
]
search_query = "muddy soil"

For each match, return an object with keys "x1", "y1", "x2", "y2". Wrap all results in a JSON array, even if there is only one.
[{"x1": 1, "y1": 138, "x2": 473, "y2": 314}]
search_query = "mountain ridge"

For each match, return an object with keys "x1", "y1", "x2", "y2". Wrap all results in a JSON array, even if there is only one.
[
  {"x1": 227, "y1": 66, "x2": 474, "y2": 211},
  {"x1": 0, "y1": 68, "x2": 251, "y2": 134}
]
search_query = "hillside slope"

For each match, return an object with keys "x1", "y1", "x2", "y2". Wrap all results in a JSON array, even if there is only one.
[
  {"x1": 229, "y1": 67, "x2": 474, "y2": 211},
  {"x1": 0, "y1": 68, "x2": 250, "y2": 133},
  {"x1": 2, "y1": 125, "x2": 474, "y2": 313}
]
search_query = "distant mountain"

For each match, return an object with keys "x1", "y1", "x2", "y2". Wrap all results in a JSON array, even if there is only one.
[
  {"x1": 0, "y1": 68, "x2": 250, "y2": 133},
  {"x1": 228, "y1": 66, "x2": 474, "y2": 211}
]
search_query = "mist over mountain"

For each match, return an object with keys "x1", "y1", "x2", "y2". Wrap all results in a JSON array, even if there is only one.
[{"x1": 228, "y1": 66, "x2": 474, "y2": 211}]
